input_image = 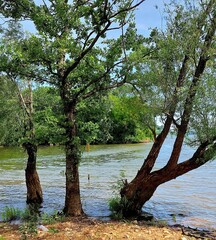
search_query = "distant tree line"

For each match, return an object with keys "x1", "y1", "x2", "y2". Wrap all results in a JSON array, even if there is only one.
[{"x1": 0, "y1": 84, "x2": 152, "y2": 146}]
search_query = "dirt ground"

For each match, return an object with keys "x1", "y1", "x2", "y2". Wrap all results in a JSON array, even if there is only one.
[{"x1": 0, "y1": 217, "x2": 215, "y2": 240}]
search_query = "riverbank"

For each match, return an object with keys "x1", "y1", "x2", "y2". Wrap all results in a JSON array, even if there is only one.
[{"x1": 0, "y1": 217, "x2": 216, "y2": 240}]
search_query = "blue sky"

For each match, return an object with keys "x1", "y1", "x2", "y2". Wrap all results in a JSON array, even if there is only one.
[{"x1": 135, "y1": 0, "x2": 168, "y2": 35}]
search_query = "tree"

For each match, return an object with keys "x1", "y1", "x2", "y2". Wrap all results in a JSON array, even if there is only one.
[
  {"x1": 0, "y1": 76, "x2": 23, "y2": 146},
  {"x1": 19, "y1": 80, "x2": 43, "y2": 205},
  {"x1": 0, "y1": 22, "x2": 43, "y2": 204},
  {"x1": 119, "y1": 0, "x2": 216, "y2": 217},
  {"x1": 0, "y1": 0, "x2": 145, "y2": 216},
  {"x1": 108, "y1": 86, "x2": 152, "y2": 143},
  {"x1": 33, "y1": 86, "x2": 64, "y2": 145},
  {"x1": 77, "y1": 95, "x2": 112, "y2": 145}
]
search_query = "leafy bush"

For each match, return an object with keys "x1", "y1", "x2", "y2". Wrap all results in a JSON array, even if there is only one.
[
  {"x1": 1, "y1": 206, "x2": 64, "y2": 239},
  {"x1": 108, "y1": 170, "x2": 132, "y2": 219},
  {"x1": 109, "y1": 196, "x2": 132, "y2": 219},
  {"x1": 41, "y1": 211, "x2": 64, "y2": 224},
  {"x1": 1, "y1": 206, "x2": 21, "y2": 221}
]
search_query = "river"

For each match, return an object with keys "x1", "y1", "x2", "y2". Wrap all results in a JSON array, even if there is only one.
[{"x1": 0, "y1": 136, "x2": 215, "y2": 230}]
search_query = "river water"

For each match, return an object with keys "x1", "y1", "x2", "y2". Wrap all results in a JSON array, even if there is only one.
[{"x1": 0, "y1": 136, "x2": 215, "y2": 230}]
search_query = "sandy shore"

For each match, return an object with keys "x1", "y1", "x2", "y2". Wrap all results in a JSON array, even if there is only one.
[{"x1": 0, "y1": 217, "x2": 215, "y2": 240}]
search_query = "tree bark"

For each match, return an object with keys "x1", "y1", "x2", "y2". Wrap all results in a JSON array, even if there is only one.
[
  {"x1": 23, "y1": 142, "x2": 43, "y2": 204},
  {"x1": 63, "y1": 106, "x2": 84, "y2": 216},
  {"x1": 120, "y1": 139, "x2": 213, "y2": 216}
]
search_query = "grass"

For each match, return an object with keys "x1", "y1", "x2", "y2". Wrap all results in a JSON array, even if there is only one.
[
  {"x1": 41, "y1": 210, "x2": 65, "y2": 225},
  {"x1": 108, "y1": 170, "x2": 126, "y2": 219},
  {"x1": 1, "y1": 206, "x2": 22, "y2": 222},
  {"x1": 1, "y1": 206, "x2": 64, "y2": 239}
]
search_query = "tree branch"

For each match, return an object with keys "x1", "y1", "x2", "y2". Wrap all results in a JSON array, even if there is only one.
[
  {"x1": 110, "y1": 0, "x2": 146, "y2": 19},
  {"x1": 75, "y1": 60, "x2": 125, "y2": 100},
  {"x1": 138, "y1": 54, "x2": 190, "y2": 176},
  {"x1": 63, "y1": 20, "x2": 112, "y2": 80},
  {"x1": 7, "y1": 74, "x2": 31, "y2": 118},
  {"x1": 166, "y1": 10, "x2": 216, "y2": 168},
  {"x1": 82, "y1": 75, "x2": 127, "y2": 100},
  {"x1": 150, "y1": 138, "x2": 216, "y2": 186},
  {"x1": 63, "y1": 0, "x2": 145, "y2": 80}
]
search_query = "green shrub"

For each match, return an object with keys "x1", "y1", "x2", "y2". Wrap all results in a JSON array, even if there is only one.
[
  {"x1": 109, "y1": 196, "x2": 132, "y2": 219},
  {"x1": 20, "y1": 207, "x2": 39, "y2": 222},
  {"x1": 1, "y1": 206, "x2": 21, "y2": 221},
  {"x1": 109, "y1": 170, "x2": 131, "y2": 219},
  {"x1": 109, "y1": 196, "x2": 123, "y2": 219},
  {"x1": 41, "y1": 211, "x2": 64, "y2": 224},
  {"x1": 1, "y1": 206, "x2": 64, "y2": 239}
]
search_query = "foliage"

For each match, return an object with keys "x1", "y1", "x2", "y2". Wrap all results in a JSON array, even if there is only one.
[
  {"x1": 33, "y1": 87, "x2": 65, "y2": 145},
  {"x1": 18, "y1": 209, "x2": 64, "y2": 239},
  {"x1": 77, "y1": 95, "x2": 112, "y2": 144},
  {"x1": 1, "y1": 206, "x2": 64, "y2": 239},
  {"x1": 1, "y1": 206, "x2": 21, "y2": 222},
  {"x1": 1, "y1": 205, "x2": 40, "y2": 222},
  {"x1": 2, "y1": 206, "x2": 63, "y2": 223},
  {"x1": 109, "y1": 196, "x2": 132, "y2": 220},
  {"x1": 41, "y1": 211, "x2": 65, "y2": 225},
  {"x1": 109, "y1": 170, "x2": 132, "y2": 219},
  {"x1": 19, "y1": 221, "x2": 38, "y2": 240},
  {"x1": 142, "y1": 219, "x2": 168, "y2": 227},
  {"x1": 0, "y1": 77, "x2": 24, "y2": 146},
  {"x1": 108, "y1": 86, "x2": 152, "y2": 143},
  {"x1": 48, "y1": 228, "x2": 59, "y2": 234},
  {"x1": 189, "y1": 73, "x2": 216, "y2": 147},
  {"x1": 0, "y1": 83, "x2": 152, "y2": 146}
]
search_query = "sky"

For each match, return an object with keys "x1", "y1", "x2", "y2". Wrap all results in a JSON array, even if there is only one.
[
  {"x1": 135, "y1": 0, "x2": 168, "y2": 35},
  {"x1": 19, "y1": 0, "x2": 171, "y2": 37}
]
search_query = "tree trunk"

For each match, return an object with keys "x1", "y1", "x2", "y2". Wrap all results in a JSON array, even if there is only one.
[
  {"x1": 120, "y1": 170, "x2": 158, "y2": 217},
  {"x1": 120, "y1": 139, "x2": 212, "y2": 217},
  {"x1": 23, "y1": 142, "x2": 43, "y2": 204},
  {"x1": 120, "y1": 166, "x2": 183, "y2": 216},
  {"x1": 63, "y1": 107, "x2": 84, "y2": 216}
]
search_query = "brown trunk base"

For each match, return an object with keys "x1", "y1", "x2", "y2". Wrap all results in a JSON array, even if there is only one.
[
  {"x1": 63, "y1": 179, "x2": 84, "y2": 217},
  {"x1": 25, "y1": 168, "x2": 43, "y2": 204},
  {"x1": 63, "y1": 206, "x2": 84, "y2": 217},
  {"x1": 120, "y1": 176, "x2": 159, "y2": 218}
]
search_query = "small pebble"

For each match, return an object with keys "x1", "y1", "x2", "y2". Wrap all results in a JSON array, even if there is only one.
[{"x1": 37, "y1": 224, "x2": 48, "y2": 232}]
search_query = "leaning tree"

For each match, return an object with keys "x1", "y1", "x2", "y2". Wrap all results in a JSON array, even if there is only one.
[
  {"x1": 119, "y1": 0, "x2": 216, "y2": 217},
  {"x1": 0, "y1": 0, "x2": 146, "y2": 216},
  {"x1": 0, "y1": 22, "x2": 43, "y2": 204}
]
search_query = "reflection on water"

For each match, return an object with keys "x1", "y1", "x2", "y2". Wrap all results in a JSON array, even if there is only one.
[{"x1": 0, "y1": 137, "x2": 215, "y2": 230}]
